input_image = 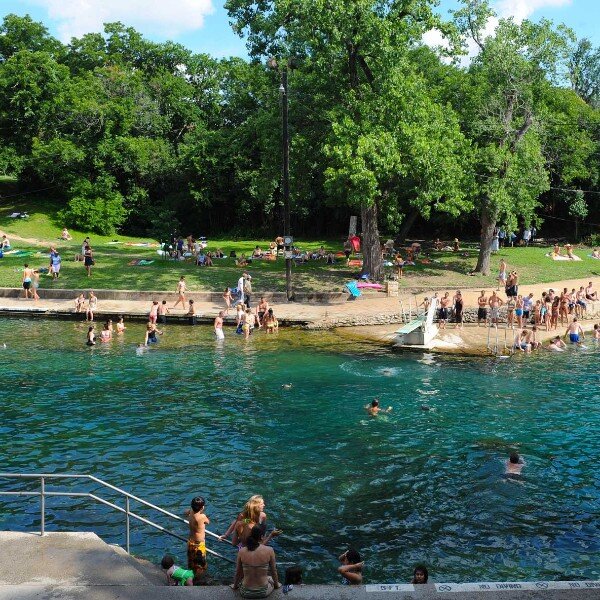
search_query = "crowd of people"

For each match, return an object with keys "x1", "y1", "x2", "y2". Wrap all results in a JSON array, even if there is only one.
[
  {"x1": 159, "y1": 493, "x2": 432, "y2": 593},
  {"x1": 422, "y1": 274, "x2": 600, "y2": 352}
]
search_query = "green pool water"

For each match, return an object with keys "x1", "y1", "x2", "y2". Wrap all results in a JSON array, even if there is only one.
[{"x1": 0, "y1": 318, "x2": 598, "y2": 583}]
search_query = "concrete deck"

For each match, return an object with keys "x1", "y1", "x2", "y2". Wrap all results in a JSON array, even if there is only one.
[
  {"x1": 1, "y1": 532, "x2": 599, "y2": 600},
  {"x1": 0, "y1": 276, "x2": 598, "y2": 355}
]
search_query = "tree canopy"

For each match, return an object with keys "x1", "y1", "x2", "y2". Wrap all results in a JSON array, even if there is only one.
[{"x1": 0, "y1": 7, "x2": 597, "y2": 265}]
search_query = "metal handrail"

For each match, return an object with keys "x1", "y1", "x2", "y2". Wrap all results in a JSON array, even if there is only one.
[{"x1": 0, "y1": 472, "x2": 234, "y2": 564}]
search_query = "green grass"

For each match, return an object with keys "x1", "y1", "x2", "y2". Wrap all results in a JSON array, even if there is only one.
[{"x1": 1, "y1": 189, "x2": 598, "y2": 293}]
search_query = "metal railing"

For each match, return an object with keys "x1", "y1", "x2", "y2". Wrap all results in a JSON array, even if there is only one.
[{"x1": 0, "y1": 472, "x2": 234, "y2": 564}]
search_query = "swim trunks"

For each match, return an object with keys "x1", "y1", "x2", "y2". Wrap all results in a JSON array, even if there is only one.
[
  {"x1": 477, "y1": 307, "x2": 487, "y2": 320},
  {"x1": 515, "y1": 308, "x2": 523, "y2": 317},
  {"x1": 187, "y1": 540, "x2": 207, "y2": 577},
  {"x1": 569, "y1": 333, "x2": 580, "y2": 343},
  {"x1": 490, "y1": 307, "x2": 499, "y2": 319},
  {"x1": 215, "y1": 328, "x2": 224, "y2": 340},
  {"x1": 438, "y1": 308, "x2": 448, "y2": 320},
  {"x1": 23, "y1": 280, "x2": 31, "y2": 290}
]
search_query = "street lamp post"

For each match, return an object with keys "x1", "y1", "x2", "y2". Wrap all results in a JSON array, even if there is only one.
[{"x1": 269, "y1": 57, "x2": 293, "y2": 301}]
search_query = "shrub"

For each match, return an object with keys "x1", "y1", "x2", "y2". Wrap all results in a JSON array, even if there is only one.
[{"x1": 58, "y1": 177, "x2": 127, "y2": 235}]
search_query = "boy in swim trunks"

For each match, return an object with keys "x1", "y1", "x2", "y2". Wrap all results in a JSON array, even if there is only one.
[
  {"x1": 565, "y1": 318, "x2": 585, "y2": 344},
  {"x1": 477, "y1": 291, "x2": 488, "y2": 326},
  {"x1": 186, "y1": 496, "x2": 209, "y2": 580}
]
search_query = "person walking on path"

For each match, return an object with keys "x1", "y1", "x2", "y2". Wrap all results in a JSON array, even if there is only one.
[
  {"x1": 237, "y1": 272, "x2": 246, "y2": 305},
  {"x1": 173, "y1": 276, "x2": 187, "y2": 310}
]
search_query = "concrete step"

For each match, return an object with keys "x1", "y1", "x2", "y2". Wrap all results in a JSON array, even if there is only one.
[
  {"x1": 1, "y1": 532, "x2": 599, "y2": 600},
  {"x1": 0, "y1": 531, "x2": 157, "y2": 587}
]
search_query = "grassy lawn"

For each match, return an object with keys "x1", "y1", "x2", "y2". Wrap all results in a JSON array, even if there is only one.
[{"x1": 1, "y1": 190, "x2": 598, "y2": 293}]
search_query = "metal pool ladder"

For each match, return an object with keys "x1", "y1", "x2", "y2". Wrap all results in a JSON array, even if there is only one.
[{"x1": 0, "y1": 472, "x2": 234, "y2": 564}]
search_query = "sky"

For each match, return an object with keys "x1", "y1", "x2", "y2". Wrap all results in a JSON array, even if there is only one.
[{"x1": 0, "y1": 0, "x2": 598, "y2": 57}]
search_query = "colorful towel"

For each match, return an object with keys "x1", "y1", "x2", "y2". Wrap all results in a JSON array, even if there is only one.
[
  {"x1": 348, "y1": 259, "x2": 363, "y2": 267},
  {"x1": 356, "y1": 282, "x2": 383, "y2": 289}
]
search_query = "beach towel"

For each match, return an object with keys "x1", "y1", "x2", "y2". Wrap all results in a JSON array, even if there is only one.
[
  {"x1": 545, "y1": 253, "x2": 582, "y2": 261},
  {"x1": 588, "y1": 255, "x2": 600, "y2": 260},
  {"x1": 348, "y1": 259, "x2": 363, "y2": 267},
  {"x1": 128, "y1": 259, "x2": 155, "y2": 266},
  {"x1": 356, "y1": 282, "x2": 383, "y2": 289}
]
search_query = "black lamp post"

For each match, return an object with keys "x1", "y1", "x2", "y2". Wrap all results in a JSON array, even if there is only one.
[{"x1": 269, "y1": 57, "x2": 293, "y2": 301}]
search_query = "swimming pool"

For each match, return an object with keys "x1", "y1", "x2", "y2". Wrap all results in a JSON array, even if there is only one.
[{"x1": 0, "y1": 318, "x2": 598, "y2": 583}]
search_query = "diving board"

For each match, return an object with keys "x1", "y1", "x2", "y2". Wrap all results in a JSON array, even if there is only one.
[{"x1": 395, "y1": 297, "x2": 439, "y2": 347}]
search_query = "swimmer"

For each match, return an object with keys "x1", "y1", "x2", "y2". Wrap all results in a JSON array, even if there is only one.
[
  {"x1": 86, "y1": 326, "x2": 96, "y2": 346},
  {"x1": 365, "y1": 399, "x2": 392, "y2": 416},
  {"x1": 136, "y1": 343, "x2": 148, "y2": 355},
  {"x1": 593, "y1": 324, "x2": 600, "y2": 340},
  {"x1": 420, "y1": 405, "x2": 433, "y2": 411},
  {"x1": 282, "y1": 383, "x2": 293, "y2": 389},
  {"x1": 565, "y1": 318, "x2": 585, "y2": 345},
  {"x1": 506, "y1": 452, "x2": 524, "y2": 475},
  {"x1": 548, "y1": 335, "x2": 566, "y2": 352},
  {"x1": 412, "y1": 565, "x2": 429, "y2": 584},
  {"x1": 338, "y1": 549, "x2": 363, "y2": 585}
]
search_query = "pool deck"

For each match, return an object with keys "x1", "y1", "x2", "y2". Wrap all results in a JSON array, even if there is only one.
[
  {"x1": 1, "y1": 532, "x2": 598, "y2": 600},
  {"x1": 0, "y1": 276, "x2": 598, "y2": 356}
]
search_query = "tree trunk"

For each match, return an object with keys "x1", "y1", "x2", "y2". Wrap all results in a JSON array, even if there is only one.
[
  {"x1": 395, "y1": 208, "x2": 420, "y2": 245},
  {"x1": 474, "y1": 203, "x2": 496, "y2": 276},
  {"x1": 361, "y1": 201, "x2": 383, "y2": 280}
]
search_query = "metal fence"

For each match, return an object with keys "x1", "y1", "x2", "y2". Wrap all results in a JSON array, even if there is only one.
[{"x1": 0, "y1": 472, "x2": 234, "y2": 564}]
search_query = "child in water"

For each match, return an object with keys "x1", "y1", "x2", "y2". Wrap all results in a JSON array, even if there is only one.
[{"x1": 365, "y1": 399, "x2": 392, "y2": 416}]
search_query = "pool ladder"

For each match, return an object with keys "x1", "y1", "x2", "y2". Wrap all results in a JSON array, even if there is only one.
[
  {"x1": 0, "y1": 472, "x2": 235, "y2": 564},
  {"x1": 486, "y1": 323, "x2": 513, "y2": 356}
]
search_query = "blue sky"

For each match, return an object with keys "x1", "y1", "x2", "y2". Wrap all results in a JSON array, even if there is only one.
[{"x1": 1, "y1": 0, "x2": 598, "y2": 57}]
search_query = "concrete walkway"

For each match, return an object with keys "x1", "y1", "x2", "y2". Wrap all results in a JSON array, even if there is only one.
[
  {"x1": 1, "y1": 532, "x2": 599, "y2": 600},
  {"x1": 1, "y1": 276, "x2": 598, "y2": 355}
]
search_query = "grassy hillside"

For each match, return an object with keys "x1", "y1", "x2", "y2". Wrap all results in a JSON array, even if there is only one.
[{"x1": 0, "y1": 187, "x2": 597, "y2": 293}]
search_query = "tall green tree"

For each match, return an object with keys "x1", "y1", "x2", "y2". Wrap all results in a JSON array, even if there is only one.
[
  {"x1": 452, "y1": 0, "x2": 573, "y2": 274},
  {"x1": 227, "y1": 0, "x2": 469, "y2": 278}
]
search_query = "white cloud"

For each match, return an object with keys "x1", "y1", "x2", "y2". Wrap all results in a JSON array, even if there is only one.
[
  {"x1": 30, "y1": 0, "x2": 214, "y2": 41},
  {"x1": 496, "y1": 0, "x2": 572, "y2": 23}
]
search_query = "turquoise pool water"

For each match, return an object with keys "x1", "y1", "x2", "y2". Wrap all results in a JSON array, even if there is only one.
[{"x1": 0, "y1": 318, "x2": 598, "y2": 583}]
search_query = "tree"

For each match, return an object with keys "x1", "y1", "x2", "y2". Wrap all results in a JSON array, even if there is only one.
[
  {"x1": 227, "y1": 0, "x2": 467, "y2": 278},
  {"x1": 452, "y1": 0, "x2": 573, "y2": 274},
  {"x1": 568, "y1": 38, "x2": 600, "y2": 108}
]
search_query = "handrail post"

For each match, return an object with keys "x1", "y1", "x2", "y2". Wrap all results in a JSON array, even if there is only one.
[
  {"x1": 40, "y1": 477, "x2": 45, "y2": 536},
  {"x1": 126, "y1": 497, "x2": 130, "y2": 554}
]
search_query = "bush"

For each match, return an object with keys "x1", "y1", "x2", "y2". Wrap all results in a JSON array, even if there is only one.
[
  {"x1": 584, "y1": 233, "x2": 600, "y2": 247},
  {"x1": 58, "y1": 177, "x2": 128, "y2": 235}
]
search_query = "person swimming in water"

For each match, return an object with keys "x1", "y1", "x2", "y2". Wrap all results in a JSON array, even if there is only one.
[
  {"x1": 506, "y1": 452, "x2": 524, "y2": 475},
  {"x1": 86, "y1": 326, "x2": 96, "y2": 346},
  {"x1": 365, "y1": 399, "x2": 392, "y2": 416}
]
